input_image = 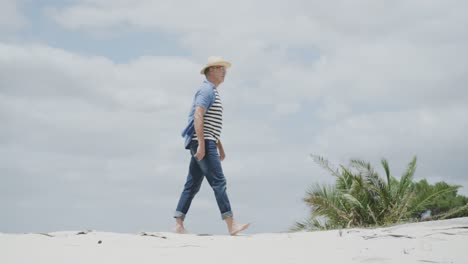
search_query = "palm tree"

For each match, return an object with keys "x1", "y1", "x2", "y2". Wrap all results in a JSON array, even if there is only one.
[{"x1": 293, "y1": 155, "x2": 460, "y2": 231}]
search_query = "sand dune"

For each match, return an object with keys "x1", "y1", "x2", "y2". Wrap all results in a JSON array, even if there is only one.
[{"x1": 1, "y1": 217, "x2": 467, "y2": 264}]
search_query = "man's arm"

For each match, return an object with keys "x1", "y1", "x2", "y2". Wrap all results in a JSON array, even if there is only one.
[
  {"x1": 217, "y1": 139, "x2": 226, "y2": 161},
  {"x1": 194, "y1": 106, "x2": 206, "y2": 160}
]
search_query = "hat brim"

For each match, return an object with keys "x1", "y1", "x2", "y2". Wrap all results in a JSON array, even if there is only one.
[{"x1": 200, "y1": 61, "x2": 231, "y2": 74}]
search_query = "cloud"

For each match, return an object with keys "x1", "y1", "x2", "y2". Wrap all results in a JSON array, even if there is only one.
[
  {"x1": 0, "y1": 43, "x2": 203, "y2": 111},
  {"x1": 0, "y1": 0, "x2": 27, "y2": 32},
  {"x1": 47, "y1": 0, "x2": 468, "y2": 110}
]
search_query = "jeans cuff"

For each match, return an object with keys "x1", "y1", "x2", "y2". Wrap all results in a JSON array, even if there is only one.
[
  {"x1": 221, "y1": 211, "x2": 233, "y2": 220},
  {"x1": 174, "y1": 211, "x2": 186, "y2": 220}
]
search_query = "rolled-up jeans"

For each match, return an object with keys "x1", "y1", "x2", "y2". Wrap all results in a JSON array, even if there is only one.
[{"x1": 174, "y1": 139, "x2": 233, "y2": 220}]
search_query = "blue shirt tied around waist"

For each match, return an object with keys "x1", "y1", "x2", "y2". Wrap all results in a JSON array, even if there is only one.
[{"x1": 181, "y1": 79, "x2": 216, "y2": 149}]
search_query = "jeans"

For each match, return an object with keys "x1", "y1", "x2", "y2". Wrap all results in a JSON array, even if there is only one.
[{"x1": 174, "y1": 139, "x2": 233, "y2": 220}]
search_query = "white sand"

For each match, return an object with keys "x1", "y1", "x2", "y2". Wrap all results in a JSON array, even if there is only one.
[{"x1": 1, "y1": 217, "x2": 467, "y2": 264}]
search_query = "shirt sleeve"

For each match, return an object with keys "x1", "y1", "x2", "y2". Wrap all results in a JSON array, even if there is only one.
[{"x1": 194, "y1": 86, "x2": 213, "y2": 110}]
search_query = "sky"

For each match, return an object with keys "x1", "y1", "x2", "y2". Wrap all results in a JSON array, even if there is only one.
[{"x1": 1, "y1": 0, "x2": 467, "y2": 235}]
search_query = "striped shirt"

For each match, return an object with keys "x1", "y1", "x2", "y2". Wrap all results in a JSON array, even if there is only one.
[{"x1": 192, "y1": 89, "x2": 223, "y2": 142}]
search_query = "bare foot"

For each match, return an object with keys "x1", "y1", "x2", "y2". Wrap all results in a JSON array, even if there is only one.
[
  {"x1": 174, "y1": 217, "x2": 190, "y2": 234},
  {"x1": 175, "y1": 224, "x2": 189, "y2": 234},
  {"x1": 229, "y1": 223, "x2": 250, "y2": 236}
]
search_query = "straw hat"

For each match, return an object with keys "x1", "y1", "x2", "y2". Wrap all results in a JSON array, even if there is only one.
[{"x1": 200, "y1": 56, "x2": 232, "y2": 74}]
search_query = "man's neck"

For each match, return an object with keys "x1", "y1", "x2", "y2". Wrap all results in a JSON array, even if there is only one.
[{"x1": 206, "y1": 77, "x2": 221, "y2": 88}]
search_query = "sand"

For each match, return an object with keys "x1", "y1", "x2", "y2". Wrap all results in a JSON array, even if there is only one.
[{"x1": 1, "y1": 217, "x2": 467, "y2": 264}]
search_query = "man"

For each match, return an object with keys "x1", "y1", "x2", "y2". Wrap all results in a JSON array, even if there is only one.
[{"x1": 174, "y1": 56, "x2": 250, "y2": 235}]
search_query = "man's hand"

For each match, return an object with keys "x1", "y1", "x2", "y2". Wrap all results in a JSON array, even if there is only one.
[
  {"x1": 217, "y1": 140, "x2": 226, "y2": 161},
  {"x1": 219, "y1": 148, "x2": 226, "y2": 161},
  {"x1": 195, "y1": 144, "x2": 205, "y2": 161}
]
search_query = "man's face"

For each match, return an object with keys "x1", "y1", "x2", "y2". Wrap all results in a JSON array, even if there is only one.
[{"x1": 209, "y1": 66, "x2": 226, "y2": 83}]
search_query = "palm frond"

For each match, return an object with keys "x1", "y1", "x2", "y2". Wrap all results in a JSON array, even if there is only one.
[
  {"x1": 397, "y1": 156, "x2": 417, "y2": 198},
  {"x1": 310, "y1": 154, "x2": 341, "y2": 178},
  {"x1": 410, "y1": 185, "x2": 460, "y2": 214},
  {"x1": 437, "y1": 203, "x2": 468, "y2": 220},
  {"x1": 381, "y1": 159, "x2": 391, "y2": 187}
]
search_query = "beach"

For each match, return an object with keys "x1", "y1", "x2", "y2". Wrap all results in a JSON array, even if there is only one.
[{"x1": 1, "y1": 217, "x2": 467, "y2": 264}]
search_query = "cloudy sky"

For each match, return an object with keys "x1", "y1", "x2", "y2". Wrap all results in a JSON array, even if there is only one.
[{"x1": 1, "y1": 0, "x2": 467, "y2": 235}]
